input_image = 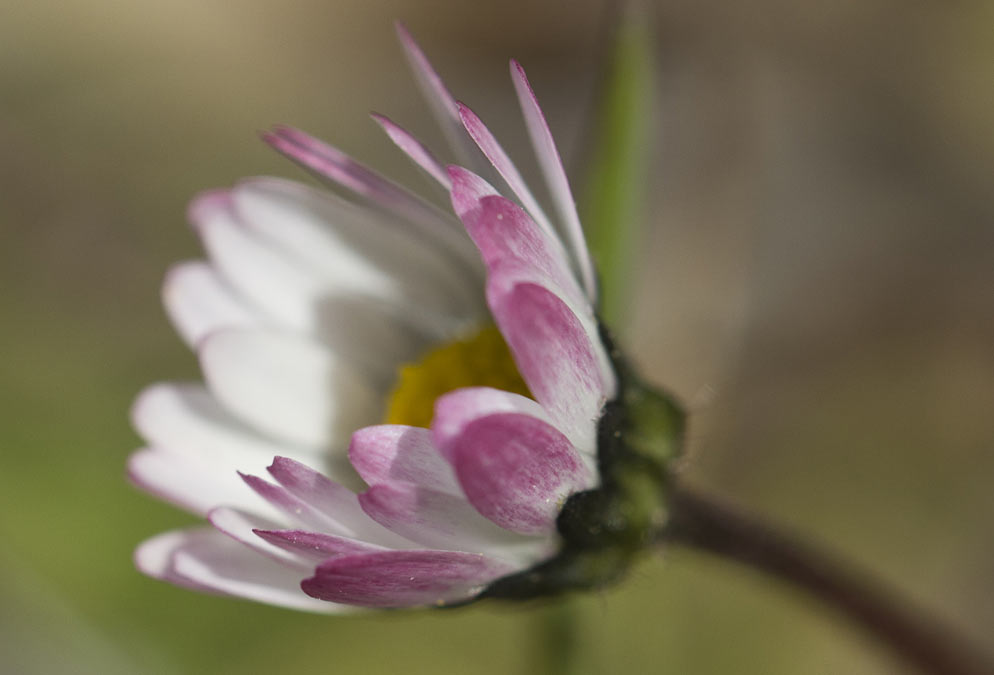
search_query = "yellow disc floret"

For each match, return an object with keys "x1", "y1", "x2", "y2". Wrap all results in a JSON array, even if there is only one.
[{"x1": 384, "y1": 324, "x2": 531, "y2": 427}]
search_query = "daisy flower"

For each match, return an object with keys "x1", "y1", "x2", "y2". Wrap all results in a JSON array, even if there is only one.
[{"x1": 129, "y1": 24, "x2": 656, "y2": 611}]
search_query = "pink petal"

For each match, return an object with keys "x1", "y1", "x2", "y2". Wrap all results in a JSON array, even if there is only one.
[
  {"x1": 394, "y1": 22, "x2": 483, "y2": 171},
  {"x1": 301, "y1": 549, "x2": 514, "y2": 607},
  {"x1": 448, "y1": 169, "x2": 582, "y2": 305},
  {"x1": 266, "y1": 456, "x2": 365, "y2": 523},
  {"x1": 510, "y1": 60, "x2": 597, "y2": 300},
  {"x1": 265, "y1": 457, "x2": 415, "y2": 548},
  {"x1": 457, "y1": 102, "x2": 556, "y2": 240},
  {"x1": 432, "y1": 386, "x2": 553, "y2": 463},
  {"x1": 447, "y1": 164, "x2": 500, "y2": 222},
  {"x1": 263, "y1": 126, "x2": 450, "y2": 230},
  {"x1": 239, "y1": 471, "x2": 337, "y2": 532},
  {"x1": 358, "y1": 482, "x2": 535, "y2": 554},
  {"x1": 434, "y1": 390, "x2": 594, "y2": 535},
  {"x1": 371, "y1": 113, "x2": 451, "y2": 188},
  {"x1": 487, "y1": 275, "x2": 614, "y2": 454},
  {"x1": 253, "y1": 529, "x2": 390, "y2": 564},
  {"x1": 348, "y1": 425, "x2": 460, "y2": 495}
]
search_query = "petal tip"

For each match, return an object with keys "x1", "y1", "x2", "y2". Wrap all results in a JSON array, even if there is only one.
[{"x1": 187, "y1": 189, "x2": 232, "y2": 228}]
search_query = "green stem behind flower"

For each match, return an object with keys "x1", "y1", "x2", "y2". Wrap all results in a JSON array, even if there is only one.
[
  {"x1": 580, "y1": 0, "x2": 656, "y2": 330},
  {"x1": 661, "y1": 485, "x2": 994, "y2": 675},
  {"x1": 537, "y1": 598, "x2": 584, "y2": 675}
]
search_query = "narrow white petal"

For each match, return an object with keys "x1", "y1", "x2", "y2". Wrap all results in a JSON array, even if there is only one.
[
  {"x1": 510, "y1": 60, "x2": 597, "y2": 301},
  {"x1": 371, "y1": 113, "x2": 452, "y2": 188},
  {"x1": 457, "y1": 103, "x2": 558, "y2": 242},
  {"x1": 395, "y1": 22, "x2": 488, "y2": 173}
]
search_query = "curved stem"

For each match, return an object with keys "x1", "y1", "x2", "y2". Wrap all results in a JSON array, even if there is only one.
[{"x1": 660, "y1": 485, "x2": 994, "y2": 675}]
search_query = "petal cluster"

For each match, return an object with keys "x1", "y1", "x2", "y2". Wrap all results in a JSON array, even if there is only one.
[{"x1": 130, "y1": 24, "x2": 616, "y2": 610}]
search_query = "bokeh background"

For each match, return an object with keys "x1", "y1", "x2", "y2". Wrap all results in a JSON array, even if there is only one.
[{"x1": 2, "y1": 0, "x2": 992, "y2": 673}]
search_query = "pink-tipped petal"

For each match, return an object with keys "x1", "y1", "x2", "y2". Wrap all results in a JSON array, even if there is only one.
[
  {"x1": 432, "y1": 387, "x2": 553, "y2": 463},
  {"x1": 264, "y1": 127, "x2": 456, "y2": 232},
  {"x1": 266, "y1": 457, "x2": 416, "y2": 548},
  {"x1": 395, "y1": 22, "x2": 484, "y2": 170},
  {"x1": 208, "y1": 506, "x2": 310, "y2": 568},
  {"x1": 238, "y1": 470, "x2": 411, "y2": 549},
  {"x1": 266, "y1": 457, "x2": 365, "y2": 519},
  {"x1": 451, "y1": 186, "x2": 583, "y2": 306},
  {"x1": 435, "y1": 404, "x2": 593, "y2": 534},
  {"x1": 457, "y1": 102, "x2": 556, "y2": 240},
  {"x1": 487, "y1": 276, "x2": 614, "y2": 454},
  {"x1": 301, "y1": 549, "x2": 513, "y2": 608},
  {"x1": 239, "y1": 472, "x2": 336, "y2": 532},
  {"x1": 447, "y1": 165, "x2": 500, "y2": 221},
  {"x1": 348, "y1": 425, "x2": 460, "y2": 495},
  {"x1": 510, "y1": 60, "x2": 597, "y2": 300},
  {"x1": 371, "y1": 113, "x2": 451, "y2": 188},
  {"x1": 263, "y1": 127, "x2": 423, "y2": 209},
  {"x1": 358, "y1": 482, "x2": 536, "y2": 555},
  {"x1": 136, "y1": 528, "x2": 346, "y2": 613},
  {"x1": 253, "y1": 529, "x2": 390, "y2": 563}
]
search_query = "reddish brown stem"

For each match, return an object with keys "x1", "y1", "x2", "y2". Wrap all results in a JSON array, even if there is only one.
[{"x1": 662, "y1": 486, "x2": 994, "y2": 675}]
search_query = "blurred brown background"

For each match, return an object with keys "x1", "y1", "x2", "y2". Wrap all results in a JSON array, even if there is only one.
[{"x1": 1, "y1": 0, "x2": 992, "y2": 673}]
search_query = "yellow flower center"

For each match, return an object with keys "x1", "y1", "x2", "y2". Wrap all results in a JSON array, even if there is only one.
[{"x1": 383, "y1": 324, "x2": 531, "y2": 427}]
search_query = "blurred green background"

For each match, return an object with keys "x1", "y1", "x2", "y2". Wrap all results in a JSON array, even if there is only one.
[{"x1": 1, "y1": 0, "x2": 992, "y2": 673}]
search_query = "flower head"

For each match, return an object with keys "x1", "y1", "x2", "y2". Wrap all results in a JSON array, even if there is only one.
[{"x1": 130, "y1": 25, "x2": 676, "y2": 611}]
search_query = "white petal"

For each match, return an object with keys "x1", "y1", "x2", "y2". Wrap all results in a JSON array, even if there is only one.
[
  {"x1": 163, "y1": 261, "x2": 258, "y2": 348},
  {"x1": 261, "y1": 128, "x2": 484, "y2": 273},
  {"x1": 131, "y1": 382, "x2": 335, "y2": 473},
  {"x1": 231, "y1": 178, "x2": 482, "y2": 317},
  {"x1": 190, "y1": 190, "x2": 328, "y2": 331},
  {"x1": 189, "y1": 185, "x2": 477, "y2": 380},
  {"x1": 135, "y1": 528, "x2": 348, "y2": 613},
  {"x1": 128, "y1": 447, "x2": 282, "y2": 520},
  {"x1": 199, "y1": 328, "x2": 381, "y2": 448}
]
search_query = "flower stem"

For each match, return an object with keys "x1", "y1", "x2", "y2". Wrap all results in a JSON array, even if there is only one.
[
  {"x1": 538, "y1": 598, "x2": 582, "y2": 675},
  {"x1": 660, "y1": 485, "x2": 994, "y2": 675}
]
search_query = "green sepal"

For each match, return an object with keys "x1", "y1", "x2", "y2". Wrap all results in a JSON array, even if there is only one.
[{"x1": 480, "y1": 325, "x2": 684, "y2": 601}]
